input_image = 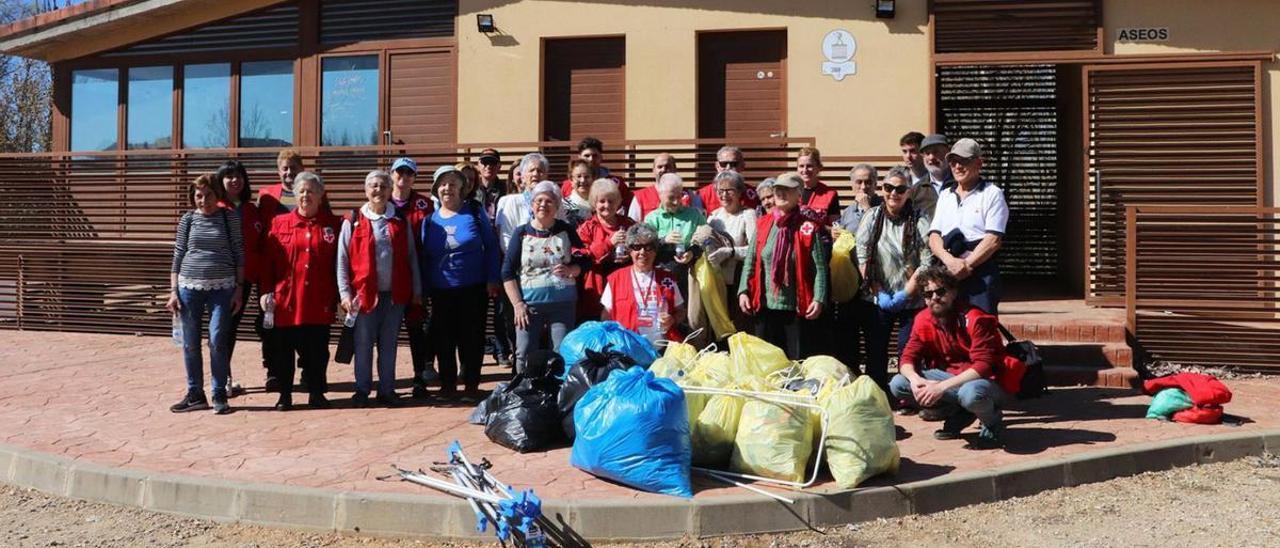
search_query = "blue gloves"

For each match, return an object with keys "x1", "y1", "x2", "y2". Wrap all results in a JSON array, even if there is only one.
[{"x1": 876, "y1": 290, "x2": 910, "y2": 313}]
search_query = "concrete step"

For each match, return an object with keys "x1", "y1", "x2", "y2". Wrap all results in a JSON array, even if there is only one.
[
  {"x1": 1002, "y1": 321, "x2": 1127, "y2": 344},
  {"x1": 1036, "y1": 341, "x2": 1132, "y2": 368}
]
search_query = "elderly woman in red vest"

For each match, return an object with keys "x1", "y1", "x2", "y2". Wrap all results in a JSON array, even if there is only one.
[
  {"x1": 259, "y1": 171, "x2": 343, "y2": 411},
  {"x1": 737, "y1": 173, "x2": 830, "y2": 359},
  {"x1": 576, "y1": 178, "x2": 636, "y2": 322},
  {"x1": 338, "y1": 170, "x2": 422, "y2": 408},
  {"x1": 600, "y1": 224, "x2": 684, "y2": 345}
]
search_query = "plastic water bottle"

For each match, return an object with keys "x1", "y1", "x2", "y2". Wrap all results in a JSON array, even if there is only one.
[
  {"x1": 674, "y1": 243, "x2": 686, "y2": 257},
  {"x1": 170, "y1": 313, "x2": 183, "y2": 346},
  {"x1": 344, "y1": 309, "x2": 357, "y2": 328},
  {"x1": 614, "y1": 243, "x2": 627, "y2": 261},
  {"x1": 262, "y1": 293, "x2": 275, "y2": 330}
]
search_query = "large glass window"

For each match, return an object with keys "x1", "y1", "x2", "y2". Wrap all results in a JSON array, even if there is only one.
[
  {"x1": 239, "y1": 60, "x2": 294, "y2": 147},
  {"x1": 126, "y1": 66, "x2": 173, "y2": 149},
  {"x1": 70, "y1": 69, "x2": 119, "y2": 151},
  {"x1": 321, "y1": 55, "x2": 379, "y2": 146},
  {"x1": 182, "y1": 63, "x2": 231, "y2": 148}
]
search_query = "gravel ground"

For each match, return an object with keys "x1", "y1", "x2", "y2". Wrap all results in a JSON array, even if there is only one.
[{"x1": 5, "y1": 455, "x2": 1280, "y2": 548}]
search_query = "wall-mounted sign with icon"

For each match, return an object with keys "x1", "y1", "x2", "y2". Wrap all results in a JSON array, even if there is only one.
[{"x1": 822, "y1": 29, "x2": 856, "y2": 81}]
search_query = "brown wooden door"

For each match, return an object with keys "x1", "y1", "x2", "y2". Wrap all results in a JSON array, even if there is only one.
[
  {"x1": 386, "y1": 50, "x2": 455, "y2": 148},
  {"x1": 697, "y1": 30, "x2": 786, "y2": 141},
  {"x1": 542, "y1": 37, "x2": 626, "y2": 144},
  {"x1": 1083, "y1": 61, "x2": 1262, "y2": 305}
]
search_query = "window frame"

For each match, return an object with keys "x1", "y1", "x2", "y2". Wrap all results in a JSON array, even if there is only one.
[{"x1": 316, "y1": 52, "x2": 384, "y2": 148}]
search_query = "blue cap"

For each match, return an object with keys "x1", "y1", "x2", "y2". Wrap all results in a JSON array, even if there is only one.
[
  {"x1": 433, "y1": 165, "x2": 459, "y2": 185},
  {"x1": 391, "y1": 157, "x2": 418, "y2": 174}
]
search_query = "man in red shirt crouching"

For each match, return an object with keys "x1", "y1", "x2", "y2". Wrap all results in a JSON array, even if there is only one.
[{"x1": 889, "y1": 265, "x2": 1010, "y2": 449}]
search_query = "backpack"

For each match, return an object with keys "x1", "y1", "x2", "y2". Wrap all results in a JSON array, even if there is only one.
[{"x1": 998, "y1": 323, "x2": 1046, "y2": 399}]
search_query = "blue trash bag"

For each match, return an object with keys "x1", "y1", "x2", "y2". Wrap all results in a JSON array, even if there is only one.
[
  {"x1": 569, "y1": 367, "x2": 693, "y2": 498},
  {"x1": 558, "y1": 321, "x2": 659, "y2": 377}
]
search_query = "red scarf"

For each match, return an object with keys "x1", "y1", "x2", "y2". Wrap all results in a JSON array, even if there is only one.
[{"x1": 748, "y1": 210, "x2": 818, "y2": 317}]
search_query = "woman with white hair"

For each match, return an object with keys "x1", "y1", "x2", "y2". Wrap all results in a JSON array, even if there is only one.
[
  {"x1": 576, "y1": 177, "x2": 636, "y2": 322},
  {"x1": 707, "y1": 170, "x2": 758, "y2": 325},
  {"x1": 259, "y1": 171, "x2": 343, "y2": 411},
  {"x1": 501, "y1": 180, "x2": 591, "y2": 373},
  {"x1": 337, "y1": 170, "x2": 423, "y2": 407}
]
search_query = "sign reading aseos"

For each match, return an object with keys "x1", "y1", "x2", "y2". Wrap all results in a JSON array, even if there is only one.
[{"x1": 1117, "y1": 27, "x2": 1169, "y2": 41}]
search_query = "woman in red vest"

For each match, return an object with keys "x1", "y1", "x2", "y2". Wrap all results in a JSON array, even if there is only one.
[
  {"x1": 600, "y1": 224, "x2": 684, "y2": 345},
  {"x1": 215, "y1": 160, "x2": 259, "y2": 397},
  {"x1": 259, "y1": 172, "x2": 343, "y2": 411},
  {"x1": 796, "y1": 147, "x2": 841, "y2": 225},
  {"x1": 338, "y1": 170, "x2": 423, "y2": 408},
  {"x1": 576, "y1": 178, "x2": 635, "y2": 323},
  {"x1": 737, "y1": 173, "x2": 830, "y2": 359}
]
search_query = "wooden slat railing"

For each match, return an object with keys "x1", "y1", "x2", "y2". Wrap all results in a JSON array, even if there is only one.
[{"x1": 1126, "y1": 205, "x2": 1280, "y2": 372}]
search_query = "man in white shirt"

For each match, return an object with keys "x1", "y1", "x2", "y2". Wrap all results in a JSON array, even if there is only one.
[{"x1": 927, "y1": 138, "x2": 1008, "y2": 315}]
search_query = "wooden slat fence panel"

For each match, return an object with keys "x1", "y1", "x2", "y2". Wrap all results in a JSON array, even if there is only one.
[
  {"x1": 932, "y1": 0, "x2": 1101, "y2": 54},
  {"x1": 1126, "y1": 206, "x2": 1280, "y2": 372}
]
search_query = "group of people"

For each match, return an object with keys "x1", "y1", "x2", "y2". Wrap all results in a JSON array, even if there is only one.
[{"x1": 168, "y1": 134, "x2": 1017, "y2": 448}]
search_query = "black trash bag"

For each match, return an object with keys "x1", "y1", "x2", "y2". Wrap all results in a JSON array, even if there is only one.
[
  {"x1": 483, "y1": 351, "x2": 565, "y2": 453},
  {"x1": 469, "y1": 382, "x2": 508, "y2": 425},
  {"x1": 334, "y1": 325, "x2": 355, "y2": 364},
  {"x1": 558, "y1": 348, "x2": 637, "y2": 439}
]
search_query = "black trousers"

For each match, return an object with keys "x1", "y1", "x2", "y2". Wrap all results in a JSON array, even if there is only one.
[
  {"x1": 830, "y1": 298, "x2": 868, "y2": 372},
  {"x1": 270, "y1": 324, "x2": 330, "y2": 399},
  {"x1": 856, "y1": 302, "x2": 919, "y2": 395},
  {"x1": 753, "y1": 308, "x2": 820, "y2": 360},
  {"x1": 430, "y1": 283, "x2": 488, "y2": 391},
  {"x1": 404, "y1": 304, "x2": 433, "y2": 388},
  {"x1": 492, "y1": 292, "x2": 516, "y2": 359}
]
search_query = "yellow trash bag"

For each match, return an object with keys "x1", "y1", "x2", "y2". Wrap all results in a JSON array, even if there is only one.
[
  {"x1": 729, "y1": 392, "x2": 814, "y2": 483},
  {"x1": 800, "y1": 355, "x2": 851, "y2": 386},
  {"x1": 727, "y1": 332, "x2": 791, "y2": 381},
  {"x1": 663, "y1": 340, "x2": 699, "y2": 366},
  {"x1": 681, "y1": 351, "x2": 733, "y2": 434},
  {"x1": 649, "y1": 356, "x2": 687, "y2": 380},
  {"x1": 694, "y1": 256, "x2": 737, "y2": 340},
  {"x1": 691, "y1": 392, "x2": 744, "y2": 467},
  {"x1": 830, "y1": 231, "x2": 861, "y2": 304},
  {"x1": 821, "y1": 375, "x2": 900, "y2": 488}
]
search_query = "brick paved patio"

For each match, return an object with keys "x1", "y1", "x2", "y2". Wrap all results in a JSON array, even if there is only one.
[{"x1": 1, "y1": 331, "x2": 1276, "y2": 501}]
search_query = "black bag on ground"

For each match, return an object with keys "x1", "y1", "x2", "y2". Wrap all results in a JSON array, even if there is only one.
[
  {"x1": 557, "y1": 348, "x2": 637, "y2": 439},
  {"x1": 998, "y1": 323, "x2": 1046, "y2": 399},
  {"x1": 334, "y1": 325, "x2": 355, "y2": 364},
  {"x1": 469, "y1": 382, "x2": 508, "y2": 425},
  {"x1": 483, "y1": 351, "x2": 565, "y2": 452}
]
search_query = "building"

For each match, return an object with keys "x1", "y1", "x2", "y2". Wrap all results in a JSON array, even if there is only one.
[{"x1": 0, "y1": 0, "x2": 1277, "y2": 369}]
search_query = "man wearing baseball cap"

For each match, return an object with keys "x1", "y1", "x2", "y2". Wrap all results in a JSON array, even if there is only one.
[
  {"x1": 389, "y1": 157, "x2": 439, "y2": 398},
  {"x1": 911, "y1": 133, "x2": 955, "y2": 217},
  {"x1": 926, "y1": 138, "x2": 1008, "y2": 315}
]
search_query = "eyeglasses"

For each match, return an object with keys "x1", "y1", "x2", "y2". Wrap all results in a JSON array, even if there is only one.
[
  {"x1": 716, "y1": 187, "x2": 738, "y2": 195},
  {"x1": 717, "y1": 161, "x2": 739, "y2": 169},
  {"x1": 948, "y1": 156, "x2": 976, "y2": 166},
  {"x1": 921, "y1": 287, "x2": 949, "y2": 300},
  {"x1": 629, "y1": 243, "x2": 657, "y2": 252},
  {"x1": 881, "y1": 183, "x2": 911, "y2": 195}
]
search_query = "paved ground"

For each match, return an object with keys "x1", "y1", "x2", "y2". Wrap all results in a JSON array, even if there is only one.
[
  {"x1": 5, "y1": 455, "x2": 1279, "y2": 547},
  {"x1": 1, "y1": 331, "x2": 1277, "y2": 502}
]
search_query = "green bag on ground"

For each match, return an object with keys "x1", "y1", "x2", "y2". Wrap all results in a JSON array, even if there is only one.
[
  {"x1": 821, "y1": 375, "x2": 900, "y2": 488},
  {"x1": 1146, "y1": 388, "x2": 1194, "y2": 419},
  {"x1": 730, "y1": 394, "x2": 814, "y2": 483}
]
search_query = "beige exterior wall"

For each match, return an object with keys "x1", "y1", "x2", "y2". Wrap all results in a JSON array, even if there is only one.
[
  {"x1": 455, "y1": 0, "x2": 931, "y2": 158},
  {"x1": 1103, "y1": 0, "x2": 1280, "y2": 204}
]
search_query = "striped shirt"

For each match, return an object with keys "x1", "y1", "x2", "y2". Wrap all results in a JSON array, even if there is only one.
[{"x1": 172, "y1": 209, "x2": 245, "y2": 290}]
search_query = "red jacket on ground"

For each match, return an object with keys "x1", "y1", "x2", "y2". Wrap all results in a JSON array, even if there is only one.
[
  {"x1": 577, "y1": 215, "x2": 636, "y2": 321},
  {"x1": 606, "y1": 265, "x2": 681, "y2": 342},
  {"x1": 346, "y1": 210, "x2": 414, "y2": 314},
  {"x1": 697, "y1": 182, "x2": 760, "y2": 213},
  {"x1": 1144, "y1": 373, "x2": 1232, "y2": 425},
  {"x1": 261, "y1": 209, "x2": 343, "y2": 327},
  {"x1": 902, "y1": 305, "x2": 1026, "y2": 394}
]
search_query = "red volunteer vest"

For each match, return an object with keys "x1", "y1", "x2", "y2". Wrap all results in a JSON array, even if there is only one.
[
  {"x1": 258, "y1": 183, "x2": 332, "y2": 227},
  {"x1": 347, "y1": 208, "x2": 414, "y2": 314},
  {"x1": 800, "y1": 182, "x2": 837, "y2": 223},
  {"x1": 607, "y1": 266, "x2": 681, "y2": 342},
  {"x1": 747, "y1": 212, "x2": 819, "y2": 317}
]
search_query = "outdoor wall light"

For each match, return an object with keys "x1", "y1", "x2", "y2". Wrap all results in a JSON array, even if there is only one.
[
  {"x1": 874, "y1": 0, "x2": 895, "y2": 19},
  {"x1": 476, "y1": 14, "x2": 496, "y2": 33}
]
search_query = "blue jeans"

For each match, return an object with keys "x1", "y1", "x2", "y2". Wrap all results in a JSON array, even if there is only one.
[
  {"x1": 889, "y1": 369, "x2": 1007, "y2": 432},
  {"x1": 178, "y1": 286, "x2": 235, "y2": 394},
  {"x1": 354, "y1": 292, "x2": 406, "y2": 397},
  {"x1": 515, "y1": 300, "x2": 575, "y2": 373}
]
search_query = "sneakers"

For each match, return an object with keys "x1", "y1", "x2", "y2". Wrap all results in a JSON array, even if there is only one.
[
  {"x1": 918, "y1": 406, "x2": 953, "y2": 422},
  {"x1": 227, "y1": 377, "x2": 245, "y2": 398},
  {"x1": 211, "y1": 389, "x2": 231, "y2": 415},
  {"x1": 170, "y1": 391, "x2": 208, "y2": 413},
  {"x1": 966, "y1": 425, "x2": 1005, "y2": 450},
  {"x1": 377, "y1": 392, "x2": 402, "y2": 408}
]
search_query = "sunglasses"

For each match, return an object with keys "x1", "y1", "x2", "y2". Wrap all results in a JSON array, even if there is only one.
[
  {"x1": 717, "y1": 161, "x2": 739, "y2": 168},
  {"x1": 629, "y1": 243, "x2": 657, "y2": 252},
  {"x1": 479, "y1": 158, "x2": 500, "y2": 166},
  {"x1": 921, "y1": 287, "x2": 949, "y2": 300},
  {"x1": 882, "y1": 183, "x2": 911, "y2": 195}
]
